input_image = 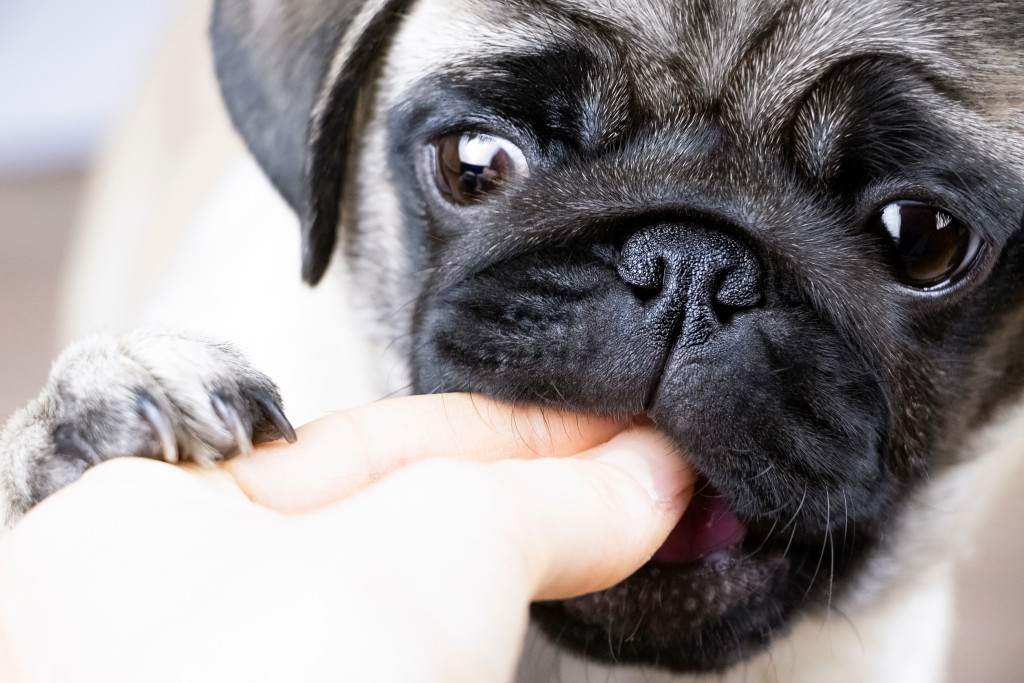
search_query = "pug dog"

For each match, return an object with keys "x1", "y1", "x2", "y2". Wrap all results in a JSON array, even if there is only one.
[{"x1": 3, "y1": 0, "x2": 1023, "y2": 680}]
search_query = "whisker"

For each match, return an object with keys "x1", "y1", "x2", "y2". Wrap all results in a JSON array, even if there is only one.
[
  {"x1": 802, "y1": 489, "x2": 832, "y2": 604},
  {"x1": 781, "y1": 486, "x2": 808, "y2": 559}
]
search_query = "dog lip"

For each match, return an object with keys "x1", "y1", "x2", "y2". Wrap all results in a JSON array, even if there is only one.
[{"x1": 652, "y1": 476, "x2": 747, "y2": 565}]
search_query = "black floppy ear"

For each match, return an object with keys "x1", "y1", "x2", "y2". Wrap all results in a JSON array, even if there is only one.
[{"x1": 211, "y1": 0, "x2": 413, "y2": 284}]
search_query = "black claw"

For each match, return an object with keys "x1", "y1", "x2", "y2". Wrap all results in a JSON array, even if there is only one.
[
  {"x1": 211, "y1": 393, "x2": 253, "y2": 456},
  {"x1": 52, "y1": 424, "x2": 100, "y2": 467},
  {"x1": 256, "y1": 391, "x2": 297, "y2": 444},
  {"x1": 138, "y1": 395, "x2": 179, "y2": 464}
]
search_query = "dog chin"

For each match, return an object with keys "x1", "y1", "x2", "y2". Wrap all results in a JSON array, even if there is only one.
[
  {"x1": 532, "y1": 444, "x2": 878, "y2": 672},
  {"x1": 531, "y1": 463, "x2": 843, "y2": 671},
  {"x1": 533, "y1": 473, "x2": 779, "y2": 670}
]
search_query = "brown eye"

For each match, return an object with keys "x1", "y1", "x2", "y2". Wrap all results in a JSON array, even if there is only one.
[
  {"x1": 872, "y1": 201, "x2": 982, "y2": 289},
  {"x1": 434, "y1": 133, "x2": 529, "y2": 205}
]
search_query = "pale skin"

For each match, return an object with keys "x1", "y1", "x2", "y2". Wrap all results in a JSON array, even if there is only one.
[{"x1": 0, "y1": 394, "x2": 694, "y2": 683}]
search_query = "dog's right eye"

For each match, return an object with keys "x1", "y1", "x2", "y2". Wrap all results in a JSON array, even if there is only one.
[{"x1": 433, "y1": 133, "x2": 529, "y2": 205}]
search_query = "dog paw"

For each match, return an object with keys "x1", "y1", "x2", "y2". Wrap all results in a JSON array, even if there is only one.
[{"x1": 0, "y1": 329, "x2": 295, "y2": 531}]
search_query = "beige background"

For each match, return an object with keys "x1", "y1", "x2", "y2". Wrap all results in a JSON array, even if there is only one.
[{"x1": 0, "y1": 2, "x2": 1021, "y2": 680}]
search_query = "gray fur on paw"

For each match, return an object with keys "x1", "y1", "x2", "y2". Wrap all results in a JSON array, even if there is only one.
[{"x1": 0, "y1": 329, "x2": 295, "y2": 533}]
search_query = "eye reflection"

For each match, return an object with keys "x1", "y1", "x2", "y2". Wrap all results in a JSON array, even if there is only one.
[{"x1": 434, "y1": 133, "x2": 529, "y2": 205}]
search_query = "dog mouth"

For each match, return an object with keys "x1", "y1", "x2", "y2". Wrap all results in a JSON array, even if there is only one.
[
  {"x1": 530, "y1": 449, "x2": 809, "y2": 672},
  {"x1": 530, "y1": 467, "x2": 798, "y2": 672},
  {"x1": 629, "y1": 415, "x2": 747, "y2": 564},
  {"x1": 653, "y1": 475, "x2": 746, "y2": 565}
]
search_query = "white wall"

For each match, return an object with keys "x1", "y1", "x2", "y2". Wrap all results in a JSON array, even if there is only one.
[{"x1": 0, "y1": 0, "x2": 187, "y2": 173}]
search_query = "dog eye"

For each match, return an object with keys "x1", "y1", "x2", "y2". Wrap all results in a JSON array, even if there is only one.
[
  {"x1": 434, "y1": 133, "x2": 529, "y2": 205},
  {"x1": 870, "y1": 201, "x2": 982, "y2": 289}
]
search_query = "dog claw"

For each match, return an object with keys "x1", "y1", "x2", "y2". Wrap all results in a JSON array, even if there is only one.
[
  {"x1": 257, "y1": 392, "x2": 297, "y2": 444},
  {"x1": 211, "y1": 393, "x2": 253, "y2": 456},
  {"x1": 138, "y1": 396, "x2": 179, "y2": 464}
]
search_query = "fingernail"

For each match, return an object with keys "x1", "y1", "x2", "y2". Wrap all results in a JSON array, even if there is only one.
[{"x1": 591, "y1": 427, "x2": 695, "y2": 510}]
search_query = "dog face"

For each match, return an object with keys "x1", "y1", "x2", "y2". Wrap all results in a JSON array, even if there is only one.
[{"x1": 212, "y1": 0, "x2": 1024, "y2": 672}]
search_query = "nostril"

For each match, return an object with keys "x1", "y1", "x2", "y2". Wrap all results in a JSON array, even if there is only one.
[
  {"x1": 714, "y1": 263, "x2": 762, "y2": 310},
  {"x1": 629, "y1": 281, "x2": 662, "y2": 303},
  {"x1": 711, "y1": 299, "x2": 746, "y2": 325},
  {"x1": 618, "y1": 244, "x2": 665, "y2": 301},
  {"x1": 711, "y1": 273, "x2": 761, "y2": 324}
]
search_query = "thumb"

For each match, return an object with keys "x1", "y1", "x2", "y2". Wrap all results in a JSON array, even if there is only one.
[
  {"x1": 324, "y1": 425, "x2": 695, "y2": 602},
  {"x1": 492, "y1": 426, "x2": 696, "y2": 600}
]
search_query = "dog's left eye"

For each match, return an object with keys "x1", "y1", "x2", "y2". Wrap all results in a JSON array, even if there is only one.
[
  {"x1": 433, "y1": 133, "x2": 529, "y2": 205},
  {"x1": 870, "y1": 201, "x2": 983, "y2": 289}
]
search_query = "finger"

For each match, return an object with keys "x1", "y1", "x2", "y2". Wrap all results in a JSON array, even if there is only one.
[
  {"x1": 220, "y1": 394, "x2": 627, "y2": 512},
  {"x1": 330, "y1": 425, "x2": 695, "y2": 601},
  {"x1": 495, "y1": 426, "x2": 695, "y2": 600}
]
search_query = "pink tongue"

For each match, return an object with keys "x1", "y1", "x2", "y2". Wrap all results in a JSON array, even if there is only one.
[{"x1": 653, "y1": 480, "x2": 746, "y2": 565}]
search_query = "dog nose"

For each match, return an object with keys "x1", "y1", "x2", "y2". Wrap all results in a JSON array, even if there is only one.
[{"x1": 617, "y1": 225, "x2": 762, "y2": 347}]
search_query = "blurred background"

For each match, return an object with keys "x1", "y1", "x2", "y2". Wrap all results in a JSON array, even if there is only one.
[
  {"x1": 0, "y1": 0, "x2": 187, "y2": 415},
  {"x1": 0, "y1": 1, "x2": 1020, "y2": 679}
]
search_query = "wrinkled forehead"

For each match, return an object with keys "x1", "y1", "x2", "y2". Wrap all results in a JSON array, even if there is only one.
[{"x1": 380, "y1": 0, "x2": 972, "y2": 124}]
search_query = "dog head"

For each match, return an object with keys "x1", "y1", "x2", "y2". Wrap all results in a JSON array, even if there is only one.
[{"x1": 212, "y1": 0, "x2": 1024, "y2": 672}]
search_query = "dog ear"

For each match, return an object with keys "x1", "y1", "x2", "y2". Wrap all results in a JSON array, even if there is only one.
[{"x1": 211, "y1": 0, "x2": 412, "y2": 284}]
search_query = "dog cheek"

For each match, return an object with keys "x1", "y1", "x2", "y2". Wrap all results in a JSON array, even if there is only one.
[{"x1": 409, "y1": 262, "x2": 661, "y2": 409}]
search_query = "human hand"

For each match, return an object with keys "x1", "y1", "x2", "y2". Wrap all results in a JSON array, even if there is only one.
[{"x1": 0, "y1": 394, "x2": 693, "y2": 682}]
